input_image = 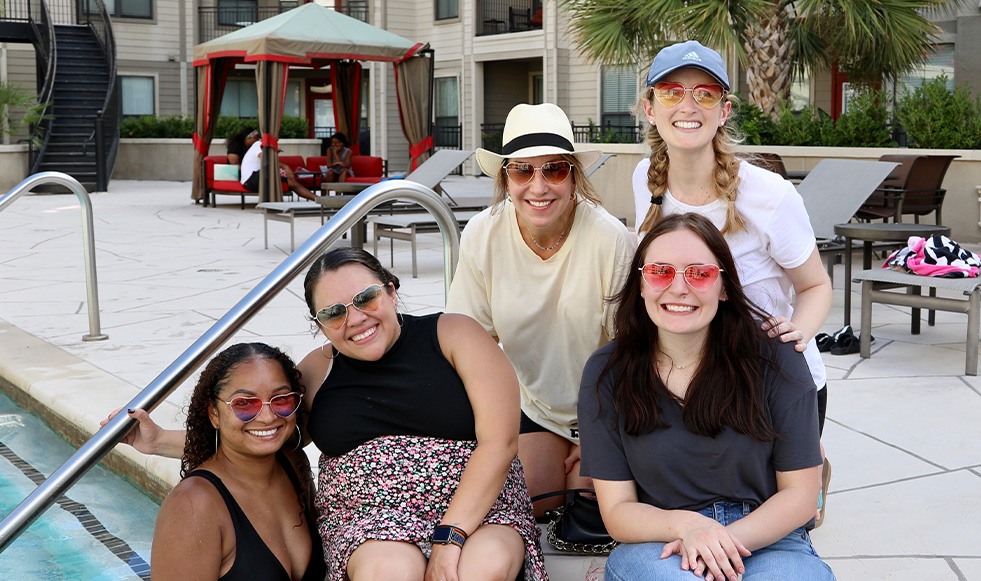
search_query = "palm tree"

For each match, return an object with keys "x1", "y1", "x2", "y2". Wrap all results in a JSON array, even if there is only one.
[{"x1": 561, "y1": 0, "x2": 958, "y2": 117}]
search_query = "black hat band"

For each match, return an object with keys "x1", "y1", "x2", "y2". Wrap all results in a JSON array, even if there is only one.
[{"x1": 502, "y1": 132, "x2": 574, "y2": 156}]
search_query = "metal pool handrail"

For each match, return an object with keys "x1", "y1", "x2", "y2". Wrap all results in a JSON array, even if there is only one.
[
  {"x1": 0, "y1": 172, "x2": 108, "y2": 341},
  {"x1": 0, "y1": 180, "x2": 461, "y2": 552}
]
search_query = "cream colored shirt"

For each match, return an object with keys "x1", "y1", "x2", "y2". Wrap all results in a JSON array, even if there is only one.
[{"x1": 447, "y1": 201, "x2": 636, "y2": 441}]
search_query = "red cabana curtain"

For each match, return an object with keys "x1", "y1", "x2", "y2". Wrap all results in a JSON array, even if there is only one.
[
  {"x1": 331, "y1": 61, "x2": 362, "y2": 155},
  {"x1": 192, "y1": 60, "x2": 233, "y2": 201},
  {"x1": 394, "y1": 51, "x2": 433, "y2": 170}
]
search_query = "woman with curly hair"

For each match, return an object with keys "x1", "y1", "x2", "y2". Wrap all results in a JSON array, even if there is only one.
[
  {"x1": 631, "y1": 41, "x2": 833, "y2": 525},
  {"x1": 149, "y1": 343, "x2": 325, "y2": 580}
]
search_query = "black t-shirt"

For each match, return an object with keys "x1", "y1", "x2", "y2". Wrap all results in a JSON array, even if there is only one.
[
  {"x1": 309, "y1": 313, "x2": 477, "y2": 457},
  {"x1": 578, "y1": 339, "x2": 821, "y2": 511}
]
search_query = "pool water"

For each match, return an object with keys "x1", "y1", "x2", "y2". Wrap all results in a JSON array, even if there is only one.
[{"x1": 0, "y1": 390, "x2": 159, "y2": 579}]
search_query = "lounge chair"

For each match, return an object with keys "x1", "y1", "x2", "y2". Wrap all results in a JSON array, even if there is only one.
[{"x1": 794, "y1": 159, "x2": 899, "y2": 282}]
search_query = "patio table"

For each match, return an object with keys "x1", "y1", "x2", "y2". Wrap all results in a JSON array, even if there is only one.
[{"x1": 834, "y1": 222, "x2": 950, "y2": 326}]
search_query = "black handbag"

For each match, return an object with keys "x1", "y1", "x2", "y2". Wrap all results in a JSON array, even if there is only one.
[{"x1": 532, "y1": 489, "x2": 619, "y2": 555}]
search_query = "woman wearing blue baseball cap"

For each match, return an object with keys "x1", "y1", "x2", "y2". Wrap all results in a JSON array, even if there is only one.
[{"x1": 622, "y1": 36, "x2": 835, "y2": 566}]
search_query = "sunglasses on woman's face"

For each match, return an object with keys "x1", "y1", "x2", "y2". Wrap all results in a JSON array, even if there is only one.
[
  {"x1": 220, "y1": 392, "x2": 302, "y2": 423},
  {"x1": 504, "y1": 160, "x2": 574, "y2": 185},
  {"x1": 650, "y1": 82, "x2": 726, "y2": 109},
  {"x1": 639, "y1": 263, "x2": 724, "y2": 292},
  {"x1": 314, "y1": 284, "x2": 387, "y2": 330}
]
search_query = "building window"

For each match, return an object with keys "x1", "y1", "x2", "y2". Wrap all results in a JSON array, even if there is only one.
[
  {"x1": 434, "y1": 77, "x2": 459, "y2": 147},
  {"x1": 217, "y1": 0, "x2": 257, "y2": 27},
  {"x1": 220, "y1": 80, "x2": 259, "y2": 118},
  {"x1": 531, "y1": 74, "x2": 543, "y2": 104},
  {"x1": 220, "y1": 79, "x2": 300, "y2": 119},
  {"x1": 435, "y1": 0, "x2": 458, "y2": 21},
  {"x1": 120, "y1": 76, "x2": 155, "y2": 116},
  {"x1": 600, "y1": 65, "x2": 638, "y2": 140},
  {"x1": 898, "y1": 44, "x2": 954, "y2": 93},
  {"x1": 100, "y1": 0, "x2": 153, "y2": 19}
]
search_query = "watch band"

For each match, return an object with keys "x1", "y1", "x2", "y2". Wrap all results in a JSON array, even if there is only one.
[{"x1": 432, "y1": 524, "x2": 468, "y2": 549}]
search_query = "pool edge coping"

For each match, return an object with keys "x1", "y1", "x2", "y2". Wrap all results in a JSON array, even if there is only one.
[{"x1": 0, "y1": 319, "x2": 181, "y2": 503}]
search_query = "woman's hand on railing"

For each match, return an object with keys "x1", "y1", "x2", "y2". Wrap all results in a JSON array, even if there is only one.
[{"x1": 101, "y1": 408, "x2": 167, "y2": 456}]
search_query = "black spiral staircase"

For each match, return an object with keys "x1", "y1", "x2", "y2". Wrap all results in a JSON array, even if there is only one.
[{"x1": 1, "y1": 0, "x2": 119, "y2": 192}]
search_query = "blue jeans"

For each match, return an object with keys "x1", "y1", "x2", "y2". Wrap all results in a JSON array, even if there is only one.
[{"x1": 605, "y1": 501, "x2": 836, "y2": 580}]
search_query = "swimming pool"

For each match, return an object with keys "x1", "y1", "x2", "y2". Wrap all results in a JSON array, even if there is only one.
[{"x1": 0, "y1": 389, "x2": 158, "y2": 579}]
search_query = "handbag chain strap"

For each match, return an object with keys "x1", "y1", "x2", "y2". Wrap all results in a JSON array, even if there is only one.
[{"x1": 544, "y1": 504, "x2": 620, "y2": 556}]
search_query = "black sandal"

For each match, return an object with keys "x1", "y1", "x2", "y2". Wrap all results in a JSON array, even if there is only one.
[{"x1": 815, "y1": 333, "x2": 833, "y2": 352}]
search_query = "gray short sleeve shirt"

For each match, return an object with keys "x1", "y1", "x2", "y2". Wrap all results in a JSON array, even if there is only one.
[{"x1": 578, "y1": 339, "x2": 821, "y2": 511}]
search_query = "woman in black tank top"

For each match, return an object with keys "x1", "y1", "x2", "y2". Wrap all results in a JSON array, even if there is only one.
[{"x1": 151, "y1": 343, "x2": 325, "y2": 581}]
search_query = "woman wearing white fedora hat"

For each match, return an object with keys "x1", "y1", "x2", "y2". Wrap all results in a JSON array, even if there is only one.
[{"x1": 447, "y1": 102, "x2": 636, "y2": 513}]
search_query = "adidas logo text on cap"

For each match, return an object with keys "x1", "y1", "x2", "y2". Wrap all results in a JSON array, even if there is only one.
[{"x1": 681, "y1": 51, "x2": 702, "y2": 62}]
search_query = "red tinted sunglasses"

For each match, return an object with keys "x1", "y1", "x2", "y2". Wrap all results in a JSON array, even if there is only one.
[
  {"x1": 219, "y1": 392, "x2": 302, "y2": 423},
  {"x1": 640, "y1": 263, "x2": 724, "y2": 292}
]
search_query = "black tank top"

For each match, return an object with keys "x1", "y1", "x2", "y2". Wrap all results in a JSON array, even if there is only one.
[
  {"x1": 185, "y1": 459, "x2": 326, "y2": 581},
  {"x1": 309, "y1": 313, "x2": 477, "y2": 457}
]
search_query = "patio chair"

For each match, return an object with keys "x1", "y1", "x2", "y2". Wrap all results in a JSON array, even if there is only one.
[
  {"x1": 897, "y1": 154, "x2": 957, "y2": 224},
  {"x1": 855, "y1": 154, "x2": 957, "y2": 224},
  {"x1": 855, "y1": 154, "x2": 924, "y2": 223},
  {"x1": 749, "y1": 152, "x2": 789, "y2": 179},
  {"x1": 584, "y1": 152, "x2": 615, "y2": 177},
  {"x1": 794, "y1": 159, "x2": 899, "y2": 281},
  {"x1": 402, "y1": 149, "x2": 475, "y2": 205}
]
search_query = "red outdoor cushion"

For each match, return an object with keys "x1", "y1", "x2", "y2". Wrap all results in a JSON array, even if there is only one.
[{"x1": 348, "y1": 155, "x2": 384, "y2": 184}]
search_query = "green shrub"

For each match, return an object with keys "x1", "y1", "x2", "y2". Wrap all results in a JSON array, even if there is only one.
[
  {"x1": 119, "y1": 115, "x2": 310, "y2": 139},
  {"x1": 835, "y1": 88, "x2": 894, "y2": 147},
  {"x1": 770, "y1": 104, "x2": 835, "y2": 146},
  {"x1": 730, "y1": 98, "x2": 774, "y2": 146},
  {"x1": 896, "y1": 75, "x2": 981, "y2": 149}
]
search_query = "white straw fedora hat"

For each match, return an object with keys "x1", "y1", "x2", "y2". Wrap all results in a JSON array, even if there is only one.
[{"x1": 474, "y1": 103, "x2": 603, "y2": 177}]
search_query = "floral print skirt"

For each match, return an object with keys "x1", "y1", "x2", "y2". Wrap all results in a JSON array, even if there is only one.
[{"x1": 315, "y1": 435, "x2": 547, "y2": 580}]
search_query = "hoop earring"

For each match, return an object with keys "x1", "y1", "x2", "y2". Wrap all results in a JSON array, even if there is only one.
[
  {"x1": 214, "y1": 430, "x2": 219, "y2": 453},
  {"x1": 292, "y1": 425, "x2": 303, "y2": 451},
  {"x1": 321, "y1": 340, "x2": 334, "y2": 359}
]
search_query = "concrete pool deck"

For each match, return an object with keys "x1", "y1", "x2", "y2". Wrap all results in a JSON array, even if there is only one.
[{"x1": 1, "y1": 179, "x2": 980, "y2": 580}]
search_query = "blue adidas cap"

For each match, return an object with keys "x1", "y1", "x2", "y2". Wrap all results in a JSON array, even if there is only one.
[{"x1": 645, "y1": 40, "x2": 730, "y2": 91}]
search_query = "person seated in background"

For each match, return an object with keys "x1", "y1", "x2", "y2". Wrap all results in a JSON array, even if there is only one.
[
  {"x1": 579, "y1": 213, "x2": 836, "y2": 581},
  {"x1": 150, "y1": 342, "x2": 325, "y2": 580},
  {"x1": 321, "y1": 132, "x2": 354, "y2": 183},
  {"x1": 239, "y1": 130, "x2": 315, "y2": 200},
  {"x1": 225, "y1": 127, "x2": 254, "y2": 165}
]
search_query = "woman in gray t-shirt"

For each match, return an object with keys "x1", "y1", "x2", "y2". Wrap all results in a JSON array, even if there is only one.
[{"x1": 578, "y1": 213, "x2": 835, "y2": 581}]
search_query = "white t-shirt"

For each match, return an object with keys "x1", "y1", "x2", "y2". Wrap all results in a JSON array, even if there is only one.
[
  {"x1": 239, "y1": 141, "x2": 261, "y2": 185},
  {"x1": 632, "y1": 158, "x2": 827, "y2": 389},
  {"x1": 446, "y1": 201, "x2": 637, "y2": 441}
]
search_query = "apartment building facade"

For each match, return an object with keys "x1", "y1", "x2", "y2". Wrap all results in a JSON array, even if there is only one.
[{"x1": 2, "y1": 1, "x2": 978, "y2": 177}]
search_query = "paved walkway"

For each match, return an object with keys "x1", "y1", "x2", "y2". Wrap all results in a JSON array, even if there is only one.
[{"x1": 1, "y1": 179, "x2": 980, "y2": 580}]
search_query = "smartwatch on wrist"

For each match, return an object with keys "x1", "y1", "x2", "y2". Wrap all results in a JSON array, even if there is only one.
[{"x1": 431, "y1": 524, "x2": 468, "y2": 549}]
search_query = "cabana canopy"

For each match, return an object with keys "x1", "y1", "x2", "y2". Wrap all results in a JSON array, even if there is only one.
[{"x1": 191, "y1": 3, "x2": 431, "y2": 203}]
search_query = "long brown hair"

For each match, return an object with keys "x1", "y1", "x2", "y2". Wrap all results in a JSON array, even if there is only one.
[
  {"x1": 182, "y1": 343, "x2": 313, "y2": 503},
  {"x1": 635, "y1": 88, "x2": 745, "y2": 235},
  {"x1": 600, "y1": 213, "x2": 776, "y2": 440}
]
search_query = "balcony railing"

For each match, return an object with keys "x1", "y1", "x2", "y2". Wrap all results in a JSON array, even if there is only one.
[
  {"x1": 476, "y1": 0, "x2": 541, "y2": 37},
  {"x1": 198, "y1": 2, "x2": 366, "y2": 44},
  {"x1": 482, "y1": 120, "x2": 643, "y2": 150},
  {"x1": 572, "y1": 121, "x2": 644, "y2": 144}
]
